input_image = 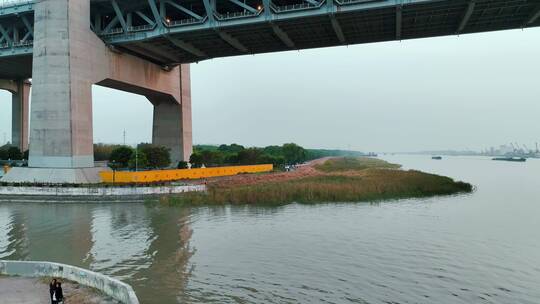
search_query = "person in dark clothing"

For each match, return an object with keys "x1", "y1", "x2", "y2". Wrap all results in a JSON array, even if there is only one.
[
  {"x1": 49, "y1": 279, "x2": 57, "y2": 304},
  {"x1": 52, "y1": 281, "x2": 64, "y2": 304}
]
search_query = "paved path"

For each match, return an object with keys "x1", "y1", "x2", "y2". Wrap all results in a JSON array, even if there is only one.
[
  {"x1": 0, "y1": 277, "x2": 48, "y2": 304},
  {"x1": 0, "y1": 277, "x2": 119, "y2": 304}
]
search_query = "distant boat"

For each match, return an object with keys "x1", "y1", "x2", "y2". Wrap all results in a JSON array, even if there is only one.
[
  {"x1": 432, "y1": 156, "x2": 442, "y2": 160},
  {"x1": 492, "y1": 157, "x2": 526, "y2": 162}
]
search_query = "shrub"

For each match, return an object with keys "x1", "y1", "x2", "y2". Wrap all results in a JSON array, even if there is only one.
[
  {"x1": 0, "y1": 147, "x2": 8, "y2": 160},
  {"x1": 128, "y1": 150, "x2": 148, "y2": 170},
  {"x1": 94, "y1": 143, "x2": 122, "y2": 161},
  {"x1": 282, "y1": 143, "x2": 307, "y2": 165},
  {"x1": 140, "y1": 144, "x2": 171, "y2": 168},
  {"x1": 2, "y1": 147, "x2": 23, "y2": 160},
  {"x1": 190, "y1": 153, "x2": 203, "y2": 168},
  {"x1": 109, "y1": 146, "x2": 133, "y2": 168},
  {"x1": 177, "y1": 161, "x2": 189, "y2": 169}
]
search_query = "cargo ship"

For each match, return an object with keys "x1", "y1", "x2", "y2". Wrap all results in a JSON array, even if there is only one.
[{"x1": 492, "y1": 157, "x2": 526, "y2": 162}]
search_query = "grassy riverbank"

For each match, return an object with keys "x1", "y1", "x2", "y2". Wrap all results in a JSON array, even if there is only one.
[
  {"x1": 159, "y1": 157, "x2": 472, "y2": 206},
  {"x1": 314, "y1": 157, "x2": 401, "y2": 172}
]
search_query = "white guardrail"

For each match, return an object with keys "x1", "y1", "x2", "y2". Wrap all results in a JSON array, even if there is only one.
[
  {"x1": 0, "y1": 184, "x2": 206, "y2": 197},
  {"x1": 0, "y1": 260, "x2": 140, "y2": 304}
]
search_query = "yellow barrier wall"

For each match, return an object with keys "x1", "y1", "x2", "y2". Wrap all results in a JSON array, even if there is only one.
[{"x1": 100, "y1": 164, "x2": 274, "y2": 184}]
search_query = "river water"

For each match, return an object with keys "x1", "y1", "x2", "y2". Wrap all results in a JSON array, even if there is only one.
[{"x1": 0, "y1": 155, "x2": 539, "y2": 304}]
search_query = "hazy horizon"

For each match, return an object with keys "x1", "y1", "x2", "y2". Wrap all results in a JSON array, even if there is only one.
[{"x1": 1, "y1": 27, "x2": 539, "y2": 152}]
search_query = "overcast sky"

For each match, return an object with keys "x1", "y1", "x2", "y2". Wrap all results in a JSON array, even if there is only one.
[{"x1": 1, "y1": 28, "x2": 539, "y2": 152}]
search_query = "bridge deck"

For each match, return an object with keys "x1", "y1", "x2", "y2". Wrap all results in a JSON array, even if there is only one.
[
  {"x1": 117, "y1": 0, "x2": 538, "y2": 65},
  {"x1": 0, "y1": 0, "x2": 539, "y2": 71}
]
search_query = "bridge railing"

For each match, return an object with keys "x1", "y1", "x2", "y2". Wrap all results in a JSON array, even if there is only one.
[
  {"x1": 273, "y1": 2, "x2": 323, "y2": 13},
  {"x1": 12, "y1": 40, "x2": 33, "y2": 47},
  {"x1": 168, "y1": 17, "x2": 206, "y2": 27},
  {"x1": 101, "y1": 28, "x2": 124, "y2": 36},
  {"x1": 0, "y1": 42, "x2": 31, "y2": 49},
  {"x1": 128, "y1": 24, "x2": 156, "y2": 32},
  {"x1": 216, "y1": 10, "x2": 261, "y2": 21}
]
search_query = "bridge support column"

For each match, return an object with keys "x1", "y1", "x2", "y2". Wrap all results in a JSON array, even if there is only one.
[
  {"x1": 1, "y1": 0, "x2": 192, "y2": 184},
  {"x1": 11, "y1": 80, "x2": 31, "y2": 153},
  {"x1": 29, "y1": 0, "x2": 94, "y2": 168},
  {"x1": 26, "y1": 0, "x2": 192, "y2": 172},
  {"x1": 0, "y1": 79, "x2": 29, "y2": 152},
  {"x1": 150, "y1": 65, "x2": 192, "y2": 164}
]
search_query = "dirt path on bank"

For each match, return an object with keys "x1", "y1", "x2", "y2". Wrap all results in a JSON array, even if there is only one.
[{"x1": 207, "y1": 157, "x2": 334, "y2": 187}]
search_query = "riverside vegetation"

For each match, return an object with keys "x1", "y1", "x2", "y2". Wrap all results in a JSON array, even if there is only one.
[
  {"x1": 159, "y1": 157, "x2": 473, "y2": 206},
  {"x1": 93, "y1": 142, "x2": 364, "y2": 170}
]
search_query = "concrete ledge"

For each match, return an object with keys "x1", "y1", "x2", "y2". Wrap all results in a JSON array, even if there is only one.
[
  {"x1": 0, "y1": 260, "x2": 139, "y2": 304},
  {"x1": 0, "y1": 184, "x2": 206, "y2": 202},
  {"x1": 1, "y1": 167, "x2": 105, "y2": 184},
  {"x1": 28, "y1": 155, "x2": 95, "y2": 169}
]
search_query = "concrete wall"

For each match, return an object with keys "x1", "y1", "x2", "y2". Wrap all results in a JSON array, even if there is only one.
[
  {"x1": 29, "y1": 0, "x2": 192, "y2": 169},
  {"x1": 0, "y1": 260, "x2": 140, "y2": 304},
  {"x1": 0, "y1": 184, "x2": 205, "y2": 197},
  {"x1": 1, "y1": 167, "x2": 104, "y2": 184}
]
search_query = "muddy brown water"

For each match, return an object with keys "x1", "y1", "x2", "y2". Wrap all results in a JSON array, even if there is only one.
[{"x1": 1, "y1": 155, "x2": 539, "y2": 303}]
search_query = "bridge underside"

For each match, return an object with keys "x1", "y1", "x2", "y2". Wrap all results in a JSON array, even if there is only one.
[
  {"x1": 0, "y1": 0, "x2": 540, "y2": 68},
  {"x1": 102, "y1": 0, "x2": 540, "y2": 65},
  {"x1": 0, "y1": 0, "x2": 539, "y2": 67},
  {"x1": 0, "y1": 56, "x2": 32, "y2": 79}
]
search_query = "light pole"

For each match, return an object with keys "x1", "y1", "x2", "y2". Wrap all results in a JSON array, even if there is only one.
[
  {"x1": 112, "y1": 160, "x2": 116, "y2": 185},
  {"x1": 135, "y1": 148, "x2": 138, "y2": 172}
]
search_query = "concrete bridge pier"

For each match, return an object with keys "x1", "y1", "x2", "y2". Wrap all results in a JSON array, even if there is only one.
[
  {"x1": 0, "y1": 79, "x2": 30, "y2": 152},
  {"x1": 2, "y1": 0, "x2": 192, "y2": 184},
  {"x1": 150, "y1": 66, "x2": 193, "y2": 166}
]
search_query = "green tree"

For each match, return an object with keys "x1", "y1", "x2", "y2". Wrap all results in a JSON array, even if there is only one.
[
  {"x1": 94, "y1": 143, "x2": 122, "y2": 161},
  {"x1": 177, "y1": 161, "x2": 189, "y2": 169},
  {"x1": 200, "y1": 150, "x2": 224, "y2": 166},
  {"x1": 282, "y1": 143, "x2": 307, "y2": 165},
  {"x1": 189, "y1": 152, "x2": 203, "y2": 168},
  {"x1": 128, "y1": 150, "x2": 148, "y2": 170},
  {"x1": 224, "y1": 153, "x2": 240, "y2": 165},
  {"x1": 263, "y1": 145, "x2": 283, "y2": 157},
  {"x1": 109, "y1": 146, "x2": 133, "y2": 168},
  {"x1": 193, "y1": 145, "x2": 218, "y2": 152},
  {"x1": 0, "y1": 147, "x2": 8, "y2": 160},
  {"x1": 6, "y1": 147, "x2": 23, "y2": 160},
  {"x1": 140, "y1": 145, "x2": 171, "y2": 168},
  {"x1": 260, "y1": 154, "x2": 285, "y2": 167},
  {"x1": 218, "y1": 144, "x2": 245, "y2": 153},
  {"x1": 237, "y1": 148, "x2": 263, "y2": 165}
]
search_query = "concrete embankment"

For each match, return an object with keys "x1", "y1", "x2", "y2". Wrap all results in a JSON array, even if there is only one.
[
  {"x1": 0, "y1": 184, "x2": 206, "y2": 203},
  {"x1": 0, "y1": 277, "x2": 119, "y2": 304},
  {"x1": 0, "y1": 260, "x2": 139, "y2": 304}
]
